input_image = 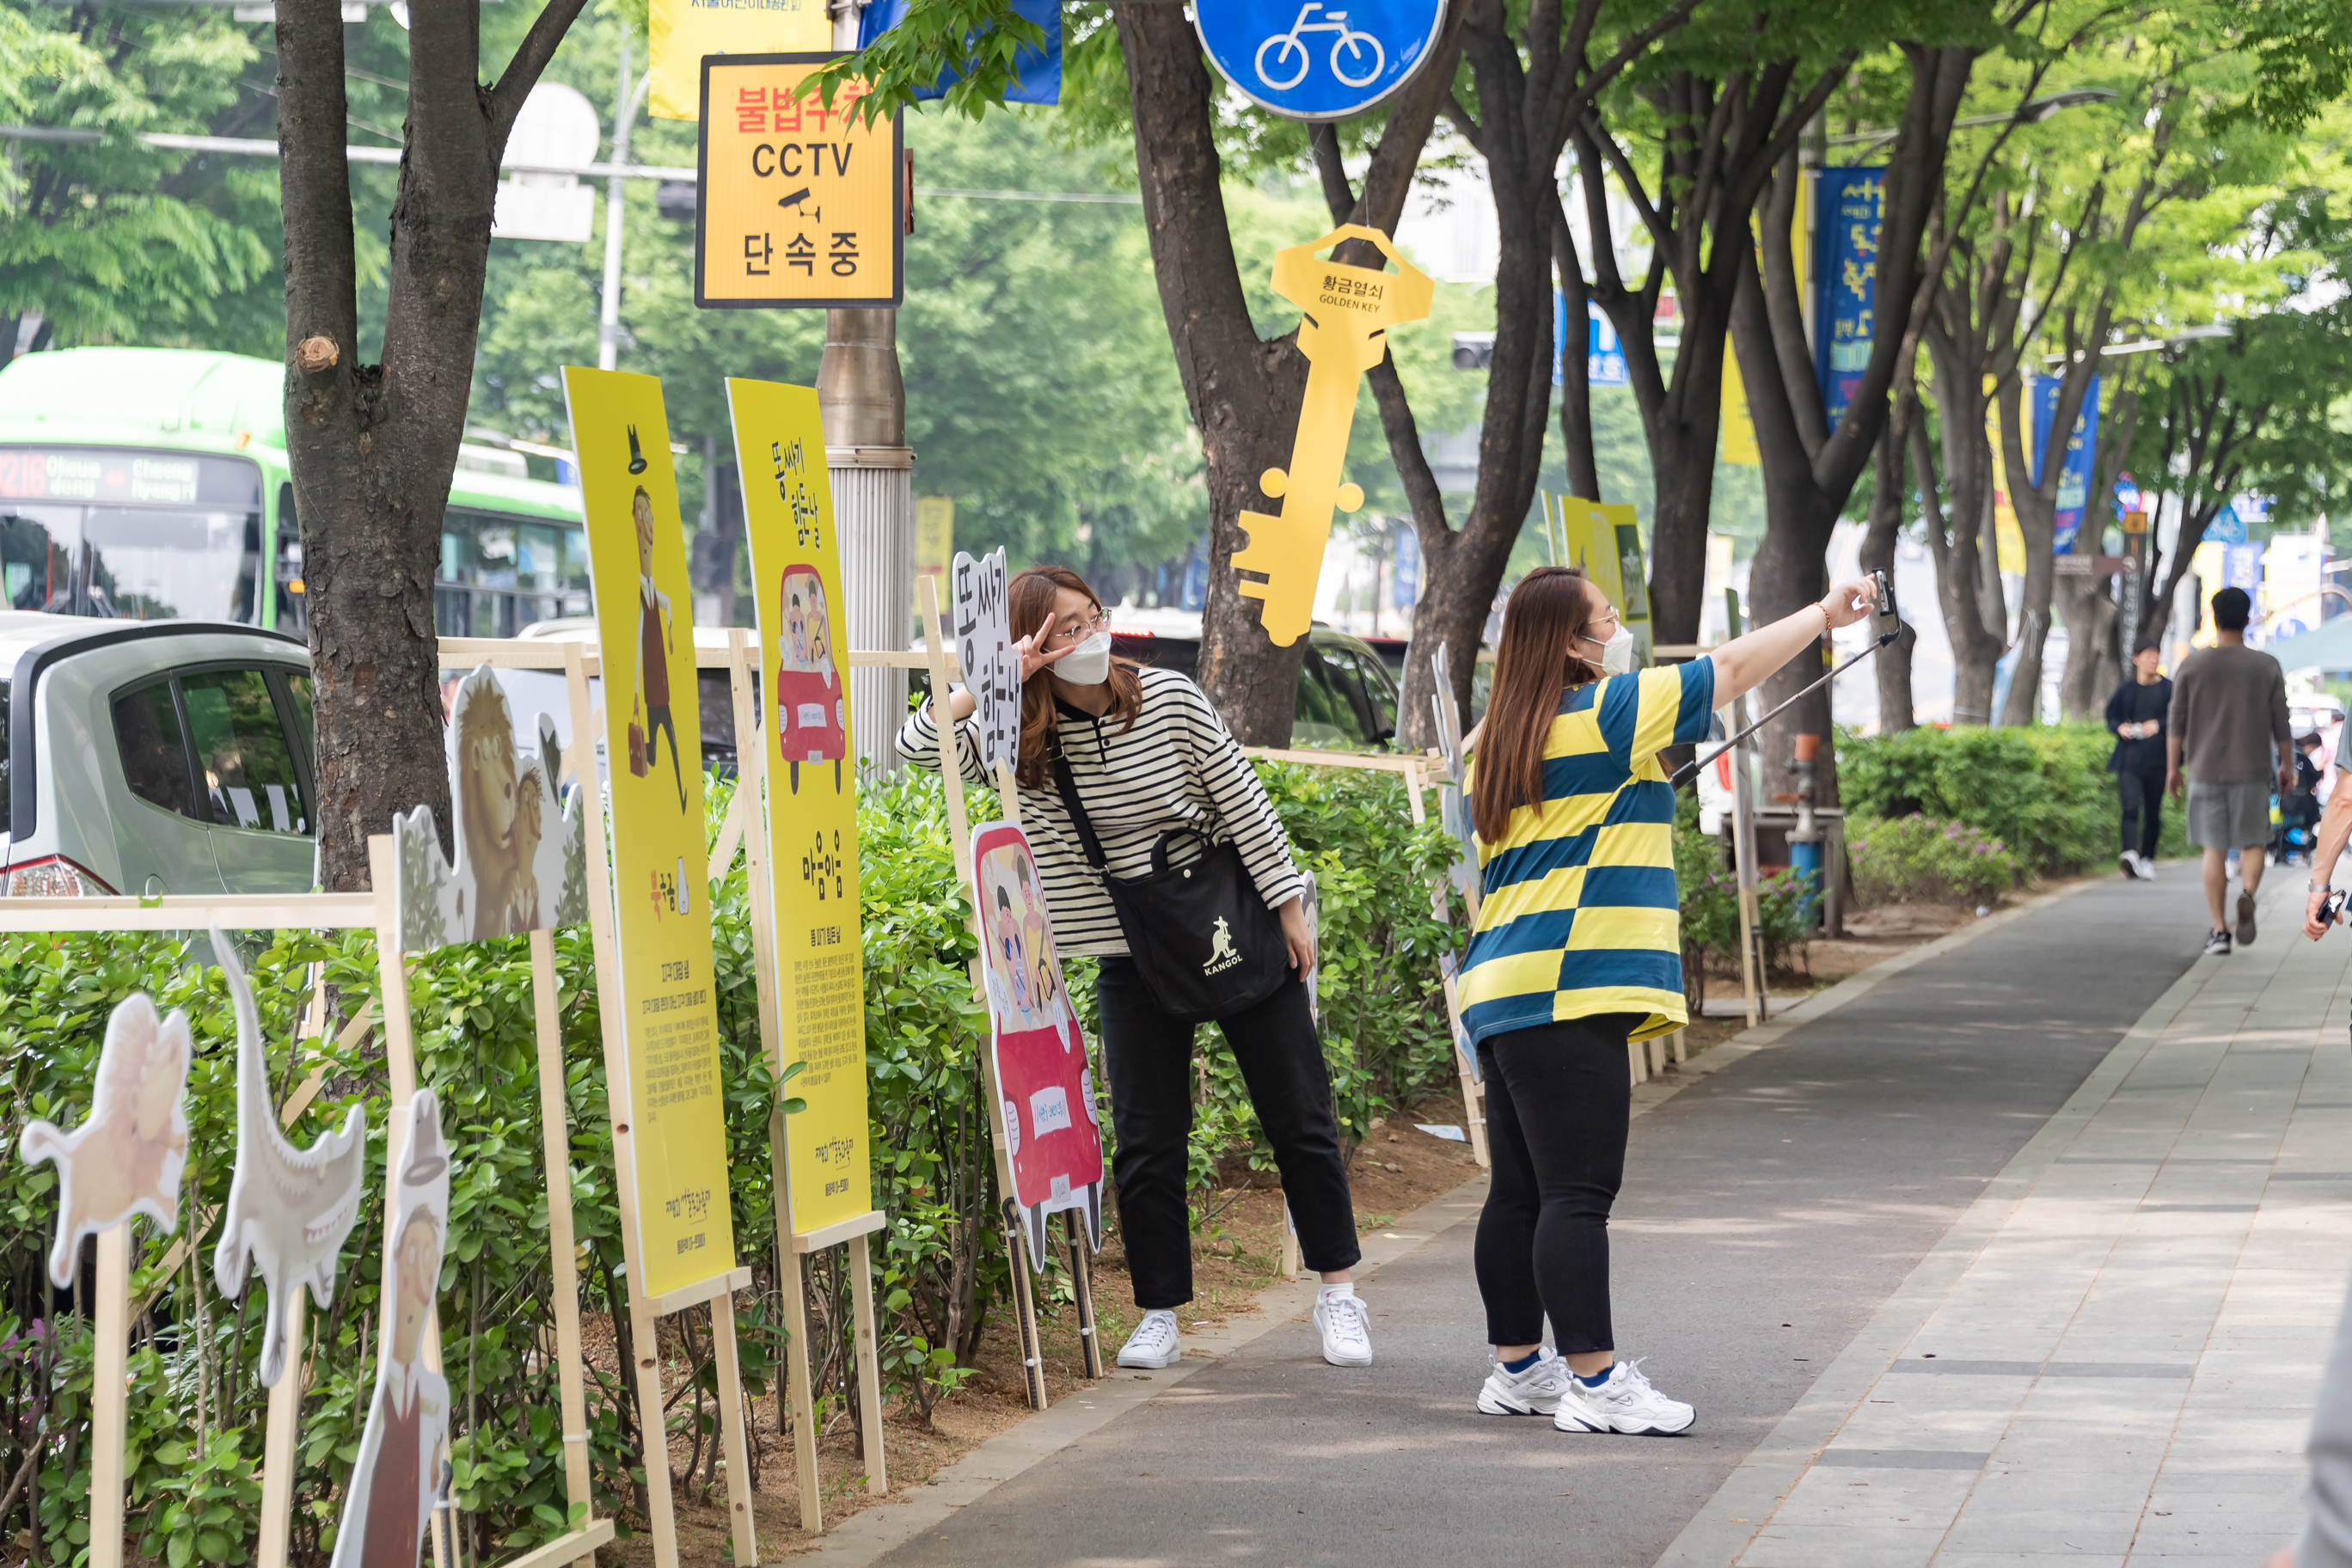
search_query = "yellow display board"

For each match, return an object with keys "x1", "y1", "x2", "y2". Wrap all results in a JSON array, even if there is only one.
[
  {"x1": 1559, "y1": 498, "x2": 1650, "y2": 665},
  {"x1": 724, "y1": 377, "x2": 875, "y2": 1235},
  {"x1": 1232, "y1": 225, "x2": 1433, "y2": 646},
  {"x1": 695, "y1": 55, "x2": 904, "y2": 309},
  {"x1": 649, "y1": 0, "x2": 831, "y2": 122},
  {"x1": 559, "y1": 366, "x2": 740, "y2": 1301}
]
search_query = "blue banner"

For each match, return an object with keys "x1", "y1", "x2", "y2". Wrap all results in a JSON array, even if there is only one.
[
  {"x1": 859, "y1": 0, "x2": 1062, "y2": 103},
  {"x1": 1553, "y1": 294, "x2": 1629, "y2": 388},
  {"x1": 2029, "y1": 376, "x2": 2101, "y2": 555},
  {"x1": 1811, "y1": 168, "x2": 1883, "y2": 427}
]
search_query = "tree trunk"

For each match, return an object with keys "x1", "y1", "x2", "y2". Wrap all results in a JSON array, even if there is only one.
[
  {"x1": 2053, "y1": 572, "x2": 2117, "y2": 720},
  {"x1": 279, "y1": 0, "x2": 584, "y2": 887},
  {"x1": 1859, "y1": 415, "x2": 1915, "y2": 733},
  {"x1": 1995, "y1": 378, "x2": 2055, "y2": 726},
  {"x1": 1114, "y1": 3, "x2": 1309, "y2": 742}
]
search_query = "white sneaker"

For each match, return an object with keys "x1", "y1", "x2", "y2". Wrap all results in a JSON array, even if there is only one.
[
  {"x1": 2121, "y1": 852, "x2": 2141, "y2": 880},
  {"x1": 1477, "y1": 1350, "x2": 1572, "y2": 1415},
  {"x1": 2136, "y1": 854, "x2": 2157, "y2": 880},
  {"x1": 1314, "y1": 1289, "x2": 1374, "y2": 1366},
  {"x1": 1116, "y1": 1308, "x2": 1180, "y2": 1369},
  {"x1": 1553, "y1": 1357, "x2": 1695, "y2": 1435}
]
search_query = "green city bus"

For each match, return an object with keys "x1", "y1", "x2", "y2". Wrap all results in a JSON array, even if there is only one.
[{"x1": 0, "y1": 346, "x2": 589, "y2": 636}]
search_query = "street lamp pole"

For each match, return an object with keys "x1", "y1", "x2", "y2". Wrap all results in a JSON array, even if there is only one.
[
  {"x1": 819, "y1": 0, "x2": 911, "y2": 774},
  {"x1": 599, "y1": 30, "x2": 650, "y2": 372}
]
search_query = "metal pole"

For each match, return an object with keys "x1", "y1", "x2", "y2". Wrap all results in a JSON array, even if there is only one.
[
  {"x1": 599, "y1": 32, "x2": 648, "y2": 373},
  {"x1": 821, "y1": 0, "x2": 912, "y2": 774}
]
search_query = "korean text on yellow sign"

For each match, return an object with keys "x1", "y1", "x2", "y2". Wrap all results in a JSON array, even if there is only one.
[
  {"x1": 648, "y1": 0, "x2": 830, "y2": 123},
  {"x1": 724, "y1": 377, "x2": 875, "y2": 1236},
  {"x1": 695, "y1": 55, "x2": 903, "y2": 309},
  {"x1": 558, "y1": 366, "x2": 739, "y2": 1302}
]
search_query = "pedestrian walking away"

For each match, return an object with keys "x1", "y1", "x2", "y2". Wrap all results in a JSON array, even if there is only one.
[
  {"x1": 897, "y1": 565, "x2": 1372, "y2": 1373},
  {"x1": 2168, "y1": 585, "x2": 2292, "y2": 955},
  {"x1": 1455, "y1": 566, "x2": 1880, "y2": 1438},
  {"x1": 2107, "y1": 640, "x2": 2172, "y2": 880}
]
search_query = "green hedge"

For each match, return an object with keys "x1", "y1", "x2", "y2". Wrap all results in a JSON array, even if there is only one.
[
  {"x1": 1839, "y1": 723, "x2": 2193, "y2": 876},
  {"x1": 0, "y1": 761, "x2": 1467, "y2": 1567}
]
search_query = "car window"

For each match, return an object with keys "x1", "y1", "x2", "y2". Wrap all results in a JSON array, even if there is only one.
[
  {"x1": 1316, "y1": 644, "x2": 1395, "y2": 744},
  {"x1": 180, "y1": 669, "x2": 309, "y2": 835},
  {"x1": 113, "y1": 680, "x2": 199, "y2": 821},
  {"x1": 0, "y1": 677, "x2": 11, "y2": 836},
  {"x1": 1294, "y1": 650, "x2": 1368, "y2": 749},
  {"x1": 281, "y1": 670, "x2": 315, "y2": 770}
]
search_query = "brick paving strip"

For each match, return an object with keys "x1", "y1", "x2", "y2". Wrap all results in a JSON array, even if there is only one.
[{"x1": 1663, "y1": 872, "x2": 2352, "y2": 1568}]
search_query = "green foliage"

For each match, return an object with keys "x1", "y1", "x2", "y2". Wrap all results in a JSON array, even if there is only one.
[
  {"x1": 1841, "y1": 722, "x2": 2191, "y2": 875},
  {"x1": 1848, "y1": 815, "x2": 2022, "y2": 907},
  {"x1": 1670, "y1": 810, "x2": 1816, "y2": 989}
]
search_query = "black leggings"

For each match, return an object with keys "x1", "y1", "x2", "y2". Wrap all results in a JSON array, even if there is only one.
[
  {"x1": 1473, "y1": 1014, "x2": 1639, "y2": 1352},
  {"x1": 2118, "y1": 768, "x2": 2165, "y2": 858},
  {"x1": 1096, "y1": 959, "x2": 1360, "y2": 1308}
]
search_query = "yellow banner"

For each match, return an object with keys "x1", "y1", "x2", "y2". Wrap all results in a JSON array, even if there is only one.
[
  {"x1": 649, "y1": 0, "x2": 831, "y2": 122},
  {"x1": 1719, "y1": 342, "x2": 1761, "y2": 466},
  {"x1": 560, "y1": 366, "x2": 738, "y2": 1301},
  {"x1": 1559, "y1": 498, "x2": 1650, "y2": 666},
  {"x1": 913, "y1": 495, "x2": 954, "y2": 621},
  {"x1": 725, "y1": 377, "x2": 873, "y2": 1236},
  {"x1": 1990, "y1": 400, "x2": 2024, "y2": 573}
]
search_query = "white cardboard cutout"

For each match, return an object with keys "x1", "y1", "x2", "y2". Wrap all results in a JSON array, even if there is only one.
[
  {"x1": 329, "y1": 1090, "x2": 453, "y2": 1568},
  {"x1": 211, "y1": 924, "x2": 368, "y2": 1387},
  {"x1": 393, "y1": 665, "x2": 589, "y2": 952},
  {"x1": 17, "y1": 991, "x2": 192, "y2": 1287},
  {"x1": 950, "y1": 548, "x2": 1018, "y2": 774},
  {"x1": 971, "y1": 821, "x2": 1104, "y2": 1270}
]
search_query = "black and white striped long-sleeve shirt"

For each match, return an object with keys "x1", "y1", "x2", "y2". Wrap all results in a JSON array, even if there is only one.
[{"x1": 896, "y1": 666, "x2": 1304, "y2": 957}]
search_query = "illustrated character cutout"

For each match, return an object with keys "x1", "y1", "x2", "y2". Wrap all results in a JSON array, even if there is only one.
[
  {"x1": 450, "y1": 669, "x2": 551, "y2": 940},
  {"x1": 630, "y1": 485, "x2": 686, "y2": 811},
  {"x1": 19, "y1": 987, "x2": 193, "y2": 1288},
  {"x1": 775, "y1": 565, "x2": 848, "y2": 793},
  {"x1": 972, "y1": 823, "x2": 1104, "y2": 1270},
  {"x1": 330, "y1": 1090, "x2": 454, "y2": 1568}
]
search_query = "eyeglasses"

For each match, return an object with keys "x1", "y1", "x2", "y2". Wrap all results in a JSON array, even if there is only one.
[{"x1": 1044, "y1": 609, "x2": 1109, "y2": 649}]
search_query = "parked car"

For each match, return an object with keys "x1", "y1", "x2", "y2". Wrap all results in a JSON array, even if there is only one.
[
  {"x1": 1107, "y1": 614, "x2": 1402, "y2": 750},
  {"x1": 1, "y1": 612, "x2": 317, "y2": 896}
]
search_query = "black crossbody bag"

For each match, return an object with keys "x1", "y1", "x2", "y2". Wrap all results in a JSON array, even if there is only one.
[{"x1": 1048, "y1": 748, "x2": 1290, "y2": 1024}]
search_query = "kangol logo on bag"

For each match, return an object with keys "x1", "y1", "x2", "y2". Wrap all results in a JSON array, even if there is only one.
[{"x1": 1203, "y1": 915, "x2": 1243, "y2": 976}]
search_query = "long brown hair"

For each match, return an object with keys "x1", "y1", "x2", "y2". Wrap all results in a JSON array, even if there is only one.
[
  {"x1": 1470, "y1": 567, "x2": 1601, "y2": 843},
  {"x1": 1008, "y1": 566, "x2": 1142, "y2": 788}
]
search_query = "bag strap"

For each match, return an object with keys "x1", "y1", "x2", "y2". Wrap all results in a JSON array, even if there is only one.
[{"x1": 1047, "y1": 744, "x2": 1112, "y2": 872}]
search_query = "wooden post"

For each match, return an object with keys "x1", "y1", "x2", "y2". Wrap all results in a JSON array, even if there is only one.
[
  {"x1": 848, "y1": 1232, "x2": 889, "y2": 1493},
  {"x1": 528, "y1": 929, "x2": 597, "y2": 1565},
  {"x1": 565, "y1": 643, "x2": 686, "y2": 1568},
  {"x1": 919, "y1": 578, "x2": 1049, "y2": 1411},
  {"x1": 1280, "y1": 1198, "x2": 1302, "y2": 1282},
  {"x1": 89, "y1": 1223, "x2": 130, "y2": 1568},
  {"x1": 708, "y1": 1299, "x2": 759, "y2": 1561},
  {"x1": 1063, "y1": 1210, "x2": 1105, "y2": 1378},
  {"x1": 254, "y1": 1289, "x2": 303, "y2": 1568}
]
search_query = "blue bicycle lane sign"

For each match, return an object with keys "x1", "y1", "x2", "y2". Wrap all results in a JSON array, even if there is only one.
[{"x1": 1193, "y1": 0, "x2": 1448, "y2": 120}]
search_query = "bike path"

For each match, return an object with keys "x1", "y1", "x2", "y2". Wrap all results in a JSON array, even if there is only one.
[{"x1": 862, "y1": 872, "x2": 2216, "y2": 1567}]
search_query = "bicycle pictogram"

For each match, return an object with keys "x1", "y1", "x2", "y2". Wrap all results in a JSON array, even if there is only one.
[{"x1": 1253, "y1": 2, "x2": 1385, "y2": 90}]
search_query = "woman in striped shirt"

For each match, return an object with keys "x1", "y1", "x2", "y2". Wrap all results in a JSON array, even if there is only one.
[
  {"x1": 897, "y1": 565, "x2": 1373, "y2": 1371},
  {"x1": 1463, "y1": 566, "x2": 1874, "y2": 1436}
]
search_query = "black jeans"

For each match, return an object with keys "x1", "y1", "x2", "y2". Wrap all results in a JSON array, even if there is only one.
[
  {"x1": 2118, "y1": 768, "x2": 2165, "y2": 858},
  {"x1": 1096, "y1": 958, "x2": 1360, "y2": 1308},
  {"x1": 1473, "y1": 1014, "x2": 1640, "y2": 1353}
]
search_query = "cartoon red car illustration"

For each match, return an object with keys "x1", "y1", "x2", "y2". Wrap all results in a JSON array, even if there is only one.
[
  {"x1": 973, "y1": 823, "x2": 1106, "y2": 1267},
  {"x1": 775, "y1": 565, "x2": 847, "y2": 793}
]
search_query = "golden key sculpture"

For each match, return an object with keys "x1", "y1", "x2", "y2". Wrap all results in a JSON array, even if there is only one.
[{"x1": 1234, "y1": 224, "x2": 1435, "y2": 646}]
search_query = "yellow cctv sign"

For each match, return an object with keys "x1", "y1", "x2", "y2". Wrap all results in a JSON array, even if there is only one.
[{"x1": 695, "y1": 54, "x2": 904, "y2": 309}]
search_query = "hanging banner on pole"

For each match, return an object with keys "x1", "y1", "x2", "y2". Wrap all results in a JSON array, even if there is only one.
[
  {"x1": 649, "y1": 0, "x2": 831, "y2": 122},
  {"x1": 971, "y1": 820, "x2": 1106, "y2": 1266},
  {"x1": 560, "y1": 365, "x2": 740, "y2": 1302},
  {"x1": 726, "y1": 377, "x2": 874, "y2": 1235},
  {"x1": 2031, "y1": 375, "x2": 2103, "y2": 555},
  {"x1": 952, "y1": 547, "x2": 1018, "y2": 774},
  {"x1": 695, "y1": 55, "x2": 905, "y2": 309},
  {"x1": 1812, "y1": 168, "x2": 1884, "y2": 429}
]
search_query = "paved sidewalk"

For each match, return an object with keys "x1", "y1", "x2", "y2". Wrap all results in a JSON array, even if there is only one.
[
  {"x1": 1669, "y1": 873, "x2": 2352, "y2": 1565},
  {"x1": 854, "y1": 872, "x2": 2232, "y2": 1567}
]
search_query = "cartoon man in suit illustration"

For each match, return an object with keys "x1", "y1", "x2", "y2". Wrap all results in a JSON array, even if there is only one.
[{"x1": 632, "y1": 486, "x2": 686, "y2": 812}]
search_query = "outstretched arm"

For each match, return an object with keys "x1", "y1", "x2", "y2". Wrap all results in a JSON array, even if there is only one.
[{"x1": 1708, "y1": 579, "x2": 1876, "y2": 708}]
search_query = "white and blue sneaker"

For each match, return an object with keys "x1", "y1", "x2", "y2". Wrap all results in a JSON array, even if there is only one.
[
  {"x1": 1477, "y1": 1349, "x2": 1572, "y2": 1416},
  {"x1": 1554, "y1": 1357, "x2": 1695, "y2": 1435},
  {"x1": 1116, "y1": 1308, "x2": 1180, "y2": 1369}
]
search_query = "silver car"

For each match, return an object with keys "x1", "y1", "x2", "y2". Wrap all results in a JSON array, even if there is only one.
[{"x1": 0, "y1": 611, "x2": 317, "y2": 896}]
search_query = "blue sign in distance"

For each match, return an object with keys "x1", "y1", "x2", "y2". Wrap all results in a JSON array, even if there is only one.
[{"x1": 1194, "y1": 0, "x2": 1448, "y2": 121}]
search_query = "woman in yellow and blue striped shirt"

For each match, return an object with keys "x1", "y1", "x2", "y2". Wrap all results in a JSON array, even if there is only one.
[{"x1": 1463, "y1": 565, "x2": 1875, "y2": 1436}]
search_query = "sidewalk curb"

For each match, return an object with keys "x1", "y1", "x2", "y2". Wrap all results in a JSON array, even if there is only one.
[
  {"x1": 788, "y1": 1171, "x2": 1492, "y2": 1564},
  {"x1": 1651, "y1": 873, "x2": 2291, "y2": 1568}
]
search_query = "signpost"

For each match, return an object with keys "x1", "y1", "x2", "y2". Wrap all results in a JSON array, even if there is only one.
[
  {"x1": 1193, "y1": 0, "x2": 1447, "y2": 119},
  {"x1": 695, "y1": 54, "x2": 905, "y2": 309}
]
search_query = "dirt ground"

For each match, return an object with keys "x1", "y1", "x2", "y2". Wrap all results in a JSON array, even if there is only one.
[{"x1": 612, "y1": 883, "x2": 2086, "y2": 1559}]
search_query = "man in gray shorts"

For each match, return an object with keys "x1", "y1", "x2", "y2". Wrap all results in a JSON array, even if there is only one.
[{"x1": 2168, "y1": 585, "x2": 2292, "y2": 955}]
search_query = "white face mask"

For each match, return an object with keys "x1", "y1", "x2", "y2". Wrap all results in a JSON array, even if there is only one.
[
  {"x1": 1057, "y1": 629, "x2": 1113, "y2": 686},
  {"x1": 1586, "y1": 622, "x2": 1634, "y2": 677}
]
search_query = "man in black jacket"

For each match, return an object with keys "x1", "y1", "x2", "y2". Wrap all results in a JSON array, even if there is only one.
[{"x1": 2108, "y1": 641, "x2": 2173, "y2": 879}]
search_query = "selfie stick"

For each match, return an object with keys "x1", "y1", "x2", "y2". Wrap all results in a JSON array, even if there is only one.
[{"x1": 1669, "y1": 571, "x2": 1899, "y2": 792}]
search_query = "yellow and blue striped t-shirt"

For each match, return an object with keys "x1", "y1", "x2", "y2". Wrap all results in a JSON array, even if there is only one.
[{"x1": 1460, "y1": 659, "x2": 1715, "y2": 1046}]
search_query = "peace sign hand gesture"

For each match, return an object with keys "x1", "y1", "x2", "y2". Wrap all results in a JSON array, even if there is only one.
[{"x1": 1015, "y1": 614, "x2": 1078, "y2": 683}]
